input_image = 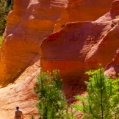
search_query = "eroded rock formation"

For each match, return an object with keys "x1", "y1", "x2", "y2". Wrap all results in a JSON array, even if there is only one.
[
  {"x1": 40, "y1": 0, "x2": 119, "y2": 98},
  {"x1": 0, "y1": 0, "x2": 68, "y2": 86},
  {"x1": 54, "y1": 0, "x2": 114, "y2": 31},
  {"x1": 104, "y1": 49, "x2": 119, "y2": 78},
  {"x1": 0, "y1": 0, "x2": 113, "y2": 86},
  {"x1": 0, "y1": 55, "x2": 40, "y2": 119},
  {"x1": 0, "y1": 0, "x2": 119, "y2": 119}
]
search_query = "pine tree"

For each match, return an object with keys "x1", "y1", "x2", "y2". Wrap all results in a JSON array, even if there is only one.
[
  {"x1": 73, "y1": 66, "x2": 119, "y2": 119},
  {"x1": 33, "y1": 69, "x2": 75, "y2": 119}
]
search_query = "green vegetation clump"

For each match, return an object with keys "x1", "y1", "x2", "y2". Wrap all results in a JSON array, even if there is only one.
[
  {"x1": 33, "y1": 69, "x2": 75, "y2": 119},
  {"x1": 0, "y1": 0, "x2": 13, "y2": 46},
  {"x1": 73, "y1": 66, "x2": 119, "y2": 119},
  {"x1": 0, "y1": 0, "x2": 14, "y2": 35},
  {"x1": 0, "y1": 35, "x2": 3, "y2": 46},
  {"x1": 32, "y1": 67, "x2": 119, "y2": 119}
]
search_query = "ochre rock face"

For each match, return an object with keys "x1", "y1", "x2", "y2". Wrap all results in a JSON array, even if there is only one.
[
  {"x1": 104, "y1": 49, "x2": 119, "y2": 78},
  {"x1": 1, "y1": 0, "x2": 119, "y2": 118},
  {"x1": 0, "y1": 55, "x2": 40, "y2": 119},
  {"x1": 111, "y1": 0, "x2": 119, "y2": 15},
  {"x1": 68, "y1": 0, "x2": 113, "y2": 21},
  {"x1": 0, "y1": 0, "x2": 68, "y2": 86},
  {"x1": 0, "y1": 78, "x2": 37, "y2": 119},
  {"x1": 54, "y1": 0, "x2": 114, "y2": 31},
  {"x1": 41, "y1": 0, "x2": 119, "y2": 98},
  {"x1": 0, "y1": 0, "x2": 114, "y2": 86}
]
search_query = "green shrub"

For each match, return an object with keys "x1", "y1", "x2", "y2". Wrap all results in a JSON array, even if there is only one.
[
  {"x1": 0, "y1": 0, "x2": 14, "y2": 35},
  {"x1": 33, "y1": 69, "x2": 75, "y2": 119},
  {"x1": 73, "y1": 66, "x2": 119, "y2": 119},
  {"x1": 0, "y1": 35, "x2": 3, "y2": 47}
]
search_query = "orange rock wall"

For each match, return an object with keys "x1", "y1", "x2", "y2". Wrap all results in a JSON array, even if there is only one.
[
  {"x1": 0, "y1": 0, "x2": 113, "y2": 86},
  {"x1": 41, "y1": 1, "x2": 119, "y2": 97},
  {"x1": 0, "y1": 0, "x2": 68, "y2": 86},
  {"x1": 0, "y1": 0, "x2": 118, "y2": 119},
  {"x1": 54, "y1": 0, "x2": 114, "y2": 31}
]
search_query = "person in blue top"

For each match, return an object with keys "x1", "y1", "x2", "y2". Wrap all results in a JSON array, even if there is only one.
[{"x1": 14, "y1": 106, "x2": 24, "y2": 119}]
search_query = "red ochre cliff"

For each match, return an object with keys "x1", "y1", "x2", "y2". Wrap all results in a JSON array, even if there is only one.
[{"x1": 0, "y1": 0, "x2": 119, "y2": 118}]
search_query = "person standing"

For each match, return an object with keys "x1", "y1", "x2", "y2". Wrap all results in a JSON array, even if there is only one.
[{"x1": 14, "y1": 106, "x2": 24, "y2": 119}]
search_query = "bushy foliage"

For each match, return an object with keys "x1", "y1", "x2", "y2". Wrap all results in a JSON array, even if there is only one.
[
  {"x1": 0, "y1": 35, "x2": 3, "y2": 46},
  {"x1": 73, "y1": 66, "x2": 119, "y2": 119},
  {"x1": 33, "y1": 70, "x2": 75, "y2": 119},
  {"x1": 0, "y1": 0, "x2": 13, "y2": 35}
]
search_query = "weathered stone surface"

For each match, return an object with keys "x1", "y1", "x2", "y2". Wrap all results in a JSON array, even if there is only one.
[
  {"x1": 54, "y1": 0, "x2": 114, "y2": 31},
  {"x1": 0, "y1": 0, "x2": 68, "y2": 86},
  {"x1": 104, "y1": 49, "x2": 119, "y2": 78},
  {"x1": 0, "y1": 78, "x2": 37, "y2": 119},
  {"x1": 40, "y1": 0, "x2": 119, "y2": 98},
  {"x1": 68, "y1": 0, "x2": 113, "y2": 21},
  {"x1": 0, "y1": 55, "x2": 40, "y2": 119},
  {"x1": 1, "y1": 0, "x2": 119, "y2": 118},
  {"x1": 0, "y1": 0, "x2": 114, "y2": 86}
]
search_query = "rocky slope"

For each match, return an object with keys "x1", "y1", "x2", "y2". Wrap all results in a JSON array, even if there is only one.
[
  {"x1": 0, "y1": 0, "x2": 118, "y2": 118},
  {"x1": 0, "y1": 55, "x2": 40, "y2": 119}
]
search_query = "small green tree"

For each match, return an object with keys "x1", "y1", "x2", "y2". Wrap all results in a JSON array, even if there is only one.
[
  {"x1": 73, "y1": 67, "x2": 119, "y2": 119},
  {"x1": 33, "y1": 70, "x2": 75, "y2": 119}
]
